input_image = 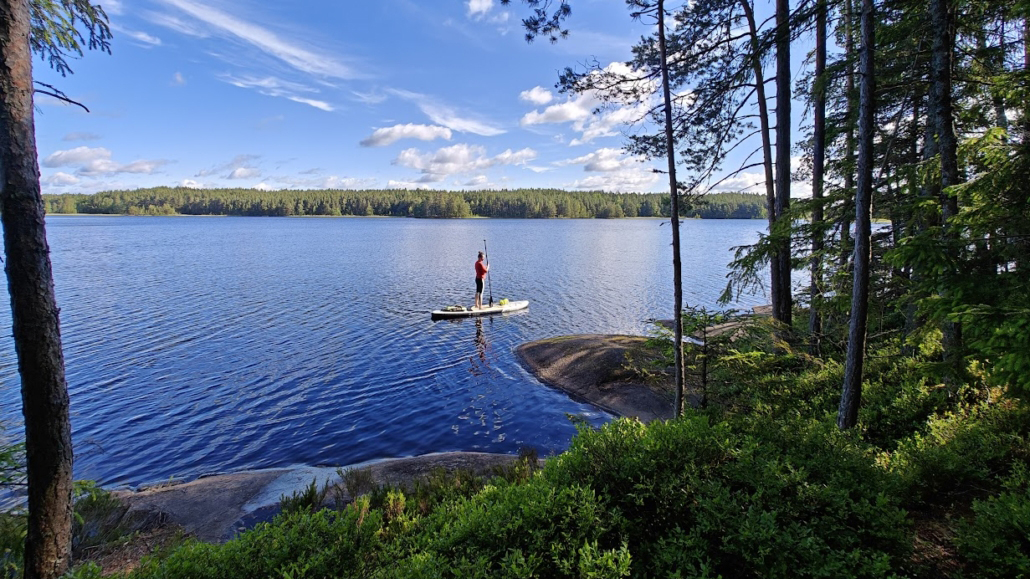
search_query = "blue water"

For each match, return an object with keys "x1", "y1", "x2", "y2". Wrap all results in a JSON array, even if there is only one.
[{"x1": 0, "y1": 217, "x2": 765, "y2": 487}]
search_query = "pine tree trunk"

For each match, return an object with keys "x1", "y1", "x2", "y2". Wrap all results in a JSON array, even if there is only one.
[
  {"x1": 0, "y1": 1, "x2": 74, "y2": 578},
  {"x1": 773, "y1": 0, "x2": 792, "y2": 329},
  {"x1": 740, "y1": 0, "x2": 776, "y2": 312},
  {"x1": 809, "y1": 0, "x2": 826, "y2": 353},
  {"x1": 839, "y1": 0, "x2": 875, "y2": 430},
  {"x1": 657, "y1": 0, "x2": 685, "y2": 418},
  {"x1": 928, "y1": 0, "x2": 962, "y2": 379},
  {"x1": 839, "y1": 0, "x2": 856, "y2": 269}
]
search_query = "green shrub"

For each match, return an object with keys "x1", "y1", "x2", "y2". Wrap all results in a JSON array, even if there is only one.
[
  {"x1": 883, "y1": 399, "x2": 1030, "y2": 505},
  {"x1": 544, "y1": 416, "x2": 911, "y2": 578},
  {"x1": 393, "y1": 476, "x2": 617, "y2": 578},
  {"x1": 279, "y1": 478, "x2": 331, "y2": 515},
  {"x1": 133, "y1": 507, "x2": 386, "y2": 579},
  {"x1": 954, "y1": 463, "x2": 1030, "y2": 578},
  {"x1": 0, "y1": 510, "x2": 25, "y2": 579}
]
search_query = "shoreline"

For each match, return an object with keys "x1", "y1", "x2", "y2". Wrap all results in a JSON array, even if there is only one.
[{"x1": 104, "y1": 332, "x2": 679, "y2": 551}]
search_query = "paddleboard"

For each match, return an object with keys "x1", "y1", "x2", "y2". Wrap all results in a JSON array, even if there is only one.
[{"x1": 431, "y1": 300, "x2": 529, "y2": 320}]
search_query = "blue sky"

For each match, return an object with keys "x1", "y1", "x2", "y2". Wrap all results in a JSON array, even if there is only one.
[{"x1": 34, "y1": 0, "x2": 800, "y2": 195}]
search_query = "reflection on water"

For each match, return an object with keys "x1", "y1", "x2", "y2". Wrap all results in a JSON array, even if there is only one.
[
  {"x1": 0, "y1": 217, "x2": 765, "y2": 486},
  {"x1": 469, "y1": 318, "x2": 490, "y2": 377}
]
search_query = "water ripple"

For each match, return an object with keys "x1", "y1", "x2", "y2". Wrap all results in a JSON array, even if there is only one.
[{"x1": 0, "y1": 216, "x2": 766, "y2": 486}]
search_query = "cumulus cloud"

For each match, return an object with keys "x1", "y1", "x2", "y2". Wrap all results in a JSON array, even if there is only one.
[
  {"x1": 555, "y1": 148, "x2": 645, "y2": 172},
  {"x1": 44, "y1": 146, "x2": 109, "y2": 167},
  {"x1": 387, "y1": 180, "x2": 431, "y2": 190},
  {"x1": 44, "y1": 146, "x2": 170, "y2": 177},
  {"x1": 228, "y1": 167, "x2": 261, "y2": 179},
  {"x1": 467, "y1": 0, "x2": 493, "y2": 18},
  {"x1": 521, "y1": 62, "x2": 656, "y2": 145},
  {"x1": 519, "y1": 86, "x2": 553, "y2": 106},
  {"x1": 181, "y1": 179, "x2": 204, "y2": 188},
  {"x1": 267, "y1": 174, "x2": 377, "y2": 189},
  {"x1": 42, "y1": 172, "x2": 80, "y2": 186},
  {"x1": 388, "y1": 89, "x2": 505, "y2": 137},
  {"x1": 568, "y1": 168, "x2": 660, "y2": 192},
  {"x1": 393, "y1": 143, "x2": 536, "y2": 182},
  {"x1": 254, "y1": 182, "x2": 275, "y2": 191},
  {"x1": 360, "y1": 124, "x2": 452, "y2": 147},
  {"x1": 709, "y1": 171, "x2": 767, "y2": 193},
  {"x1": 555, "y1": 147, "x2": 659, "y2": 192}
]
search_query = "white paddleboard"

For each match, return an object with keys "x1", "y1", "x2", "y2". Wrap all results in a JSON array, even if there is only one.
[{"x1": 431, "y1": 300, "x2": 529, "y2": 320}]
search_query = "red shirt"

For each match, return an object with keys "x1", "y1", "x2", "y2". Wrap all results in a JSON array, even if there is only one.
[{"x1": 475, "y1": 260, "x2": 487, "y2": 279}]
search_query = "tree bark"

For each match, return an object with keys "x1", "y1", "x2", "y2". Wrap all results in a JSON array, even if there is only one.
[
  {"x1": 0, "y1": 0, "x2": 74, "y2": 577},
  {"x1": 839, "y1": 0, "x2": 875, "y2": 430},
  {"x1": 657, "y1": 0, "x2": 685, "y2": 418},
  {"x1": 809, "y1": 0, "x2": 826, "y2": 353},
  {"x1": 740, "y1": 0, "x2": 776, "y2": 285},
  {"x1": 839, "y1": 0, "x2": 856, "y2": 269},
  {"x1": 928, "y1": 0, "x2": 962, "y2": 378},
  {"x1": 773, "y1": 0, "x2": 792, "y2": 329}
]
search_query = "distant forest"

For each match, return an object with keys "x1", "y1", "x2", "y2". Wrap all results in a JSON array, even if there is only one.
[{"x1": 42, "y1": 188, "x2": 767, "y2": 219}]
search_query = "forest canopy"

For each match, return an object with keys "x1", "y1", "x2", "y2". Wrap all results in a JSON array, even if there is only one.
[{"x1": 41, "y1": 188, "x2": 767, "y2": 219}]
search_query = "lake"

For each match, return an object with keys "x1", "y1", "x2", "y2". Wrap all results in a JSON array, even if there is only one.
[{"x1": 0, "y1": 216, "x2": 766, "y2": 487}]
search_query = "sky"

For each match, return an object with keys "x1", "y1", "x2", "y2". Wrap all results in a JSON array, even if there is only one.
[{"x1": 33, "y1": 0, "x2": 806, "y2": 196}]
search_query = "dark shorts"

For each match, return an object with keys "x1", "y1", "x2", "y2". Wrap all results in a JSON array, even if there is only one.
[{"x1": 476, "y1": 278, "x2": 484, "y2": 293}]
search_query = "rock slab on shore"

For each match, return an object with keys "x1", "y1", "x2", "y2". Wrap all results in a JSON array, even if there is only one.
[{"x1": 517, "y1": 334, "x2": 674, "y2": 422}]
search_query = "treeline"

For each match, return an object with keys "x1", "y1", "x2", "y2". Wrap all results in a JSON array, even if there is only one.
[{"x1": 41, "y1": 188, "x2": 766, "y2": 219}]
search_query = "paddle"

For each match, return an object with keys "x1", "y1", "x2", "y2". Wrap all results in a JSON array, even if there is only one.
[{"x1": 483, "y1": 239, "x2": 494, "y2": 306}]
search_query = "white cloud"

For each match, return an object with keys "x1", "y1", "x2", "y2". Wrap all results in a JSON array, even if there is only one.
[
  {"x1": 388, "y1": 89, "x2": 505, "y2": 137},
  {"x1": 120, "y1": 28, "x2": 162, "y2": 46},
  {"x1": 360, "y1": 124, "x2": 452, "y2": 147},
  {"x1": 143, "y1": 11, "x2": 209, "y2": 37},
  {"x1": 467, "y1": 0, "x2": 493, "y2": 18},
  {"x1": 254, "y1": 182, "x2": 275, "y2": 191},
  {"x1": 267, "y1": 174, "x2": 376, "y2": 189},
  {"x1": 62, "y1": 132, "x2": 102, "y2": 141},
  {"x1": 221, "y1": 74, "x2": 333, "y2": 111},
  {"x1": 709, "y1": 171, "x2": 767, "y2": 193},
  {"x1": 555, "y1": 148, "x2": 645, "y2": 172},
  {"x1": 521, "y1": 62, "x2": 656, "y2": 145},
  {"x1": 555, "y1": 147, "x2": 659, "y2": 192},
  {"x1": 228, "y1": 167, "x2": 261, "y2": 179},
  {"x1": 181, "y1": 179, "x2": 204, "y2": 188},
  {"x1": 351, "y1": 90, "x2": 387, "y2": 105},
  {"x1": 287, "y1": 96, "x2": 333, "y2": 111},
  {"x1": 158, "y1": 0, "x2": 359, "y2": 79},
  {"x1": 43, "y1": 147, "x2": 169, "y2": 176},
  {"x1": 196, "y1": 154, "x2": 260, "y2": 177},
  {"x1": 172, "y1": 72, "x2": 186, "y2": 85},
  {"x1": 393, "y1": 143, "x2": 536, "y2": 182},
  {"x1": 42, "y1": 172, "x2": 80, "y2": 186},
  {"x1": 568, "y1": 168, "x2": 660, "y2": 192},
  {"x1": 387, "y1": 180, "x2": 431, "y2": 190},
  {"x1": 464, "y1": 175, "x2": 490, "y2": 187},
  {"x1": 521, "y1": 96, "x2": 594, "y2": 125},
  {"x1": 103, "y1": 0, "x2": 124, "y2": 16},
  {"x1": 519, "y1": 86, "x2": 553, "y2": 106},
  {"x1": 43, "y1": 146, "x2": 111, "y2": 167}
]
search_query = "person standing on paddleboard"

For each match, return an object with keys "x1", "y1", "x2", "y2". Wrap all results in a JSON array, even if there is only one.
[{"x1": 474, "y1": 251, "x2": 490, "y2": 310}]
